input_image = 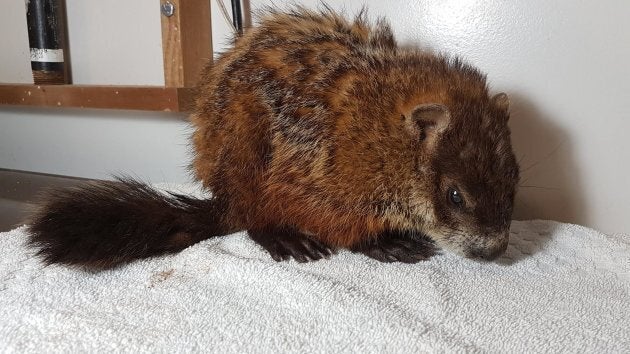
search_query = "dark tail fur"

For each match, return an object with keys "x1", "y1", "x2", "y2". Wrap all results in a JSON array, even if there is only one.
[{"x1": 27, "y1": 177, "x2": 234, "y2": 269}]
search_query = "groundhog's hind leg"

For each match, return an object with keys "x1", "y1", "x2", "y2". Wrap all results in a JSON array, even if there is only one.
[
  {"x1": 352, "y1": 230, "x2": 438, "y2": 263},
  {"x1": 248, "y1": 227, "x2": 334, "y2": 262}
]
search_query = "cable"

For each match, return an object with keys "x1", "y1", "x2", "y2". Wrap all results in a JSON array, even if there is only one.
[{"x1": 215, "y1": 0, "x2": 237, "y2": 34}]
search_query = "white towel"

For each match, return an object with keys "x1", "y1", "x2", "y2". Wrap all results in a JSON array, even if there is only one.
[{"x1": 1, "y1": 185, "x2": 628, "y2": 353}]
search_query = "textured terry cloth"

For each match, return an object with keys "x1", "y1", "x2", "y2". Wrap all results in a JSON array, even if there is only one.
[{"x1": 0, "y1": 186, "x2": 628, "y2": 353}]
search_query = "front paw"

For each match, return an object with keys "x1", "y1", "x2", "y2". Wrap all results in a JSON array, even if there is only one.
[
  {"x1": 248, "y1": 228, "x2": 334, "y2": 263},
  {"x1": 353, "y1": 232, "x2": 437, "y2": 263}
]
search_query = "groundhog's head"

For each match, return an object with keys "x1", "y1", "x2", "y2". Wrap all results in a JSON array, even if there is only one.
[{"x1": 400, "y1": 92, "x2": 519, "y2": 260}]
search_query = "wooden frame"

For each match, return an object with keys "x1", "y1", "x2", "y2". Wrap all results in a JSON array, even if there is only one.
[
  {"x1": 161, "y1": 0, "x2": 212, "y2": 88},
  {"x1": 0, "y1": 0, "x2": 212, "y2": 113},
  {"x1": 0, "y1": 85, "x2": 194, "y2": 112}
]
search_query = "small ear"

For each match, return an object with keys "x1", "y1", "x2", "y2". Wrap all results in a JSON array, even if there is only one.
[
  {"x1": 404, "y1": 103, "x2": 451, "y2": 145},
  {"x1": 492, "y1": 93, "x2": 510, "y2": 112}
]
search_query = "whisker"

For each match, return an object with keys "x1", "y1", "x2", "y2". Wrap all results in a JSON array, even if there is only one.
[
  {"x1": 515, "y1": 198, "x2": 533, "y2": 212},
  {"x1": 519, "y1": 185, "x2": 560, "y2": 191},
  {"x1": 521, "y1": 139, "x2": 566, "y2": 173}
]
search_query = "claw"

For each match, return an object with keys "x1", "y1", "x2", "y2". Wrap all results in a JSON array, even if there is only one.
[
  {"x1": 353, "y1": 231, "x2": 437, "y2": 264},
  {"x1": 248, "y1": 227, "x2": 335, "y2": 262}
]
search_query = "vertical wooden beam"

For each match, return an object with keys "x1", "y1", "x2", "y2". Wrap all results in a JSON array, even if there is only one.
[{"x1": 160, "y1": 0, "x2": 212, "y2": 87}]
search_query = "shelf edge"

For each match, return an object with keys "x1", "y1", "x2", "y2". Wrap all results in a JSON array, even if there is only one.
[{"x1": 0, "y1": 84, "x2": 195, "y2": 112}]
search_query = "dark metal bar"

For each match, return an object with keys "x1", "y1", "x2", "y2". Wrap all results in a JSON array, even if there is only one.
[{"x1": 231, "y1": 0, "x2": 243, "y2": 35}]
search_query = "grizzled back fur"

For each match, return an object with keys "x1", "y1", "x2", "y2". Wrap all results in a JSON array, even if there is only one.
[{"x1": 191, "y1": 6, "x2": 519, "y2": 257}]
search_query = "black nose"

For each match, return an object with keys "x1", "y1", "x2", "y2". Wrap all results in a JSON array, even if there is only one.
[{"x1": 468, "y1": 241, "x2": 508, "y2": 261}]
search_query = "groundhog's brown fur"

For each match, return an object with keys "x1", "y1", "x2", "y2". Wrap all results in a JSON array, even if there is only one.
[
  {"x1": 27, "y1": 6, "x2": 519, "y2": 268},
  {"x1": 191, "y1": 7, "x2": 518, "y2": 255}
]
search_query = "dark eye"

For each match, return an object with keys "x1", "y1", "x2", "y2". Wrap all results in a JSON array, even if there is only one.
[{"x1": 448, "y1": 188, "x2": 464, "y2": 206}]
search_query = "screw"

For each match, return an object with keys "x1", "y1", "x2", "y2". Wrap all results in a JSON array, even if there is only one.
[{"x1": 161, "y1": 1, "x2": 175, "y2": 17}]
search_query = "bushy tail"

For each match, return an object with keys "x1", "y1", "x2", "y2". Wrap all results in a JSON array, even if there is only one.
[{"x1": 27, "y1": 177, "x2": 234, "y2": 269}]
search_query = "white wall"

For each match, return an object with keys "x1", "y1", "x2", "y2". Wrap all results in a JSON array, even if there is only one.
[
  {"x1": 0, "y1": 106, "x2": 191, "y2": 181},
  {"x1": 1, "y1": 1, "x2": 629, "y2": 234},
  {"x1": 0, "y1": 0, "x2": 33, "y2": 83},
  {"x1": 65, "y1": 0, "x2": 165, "y2": 85}
]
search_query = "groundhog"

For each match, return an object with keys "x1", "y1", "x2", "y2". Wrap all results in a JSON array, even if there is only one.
[{"x1": 27, "y1": 6, "x2": 519, "y2": 269}]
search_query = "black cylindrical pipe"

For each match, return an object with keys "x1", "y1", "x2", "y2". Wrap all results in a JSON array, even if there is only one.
[
  {"x1": 26, "y1": 0, "x2": 70, "y2": 84},
  {"x1": 231, "y1": 0, "x2": 243, "y2": 36}
]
